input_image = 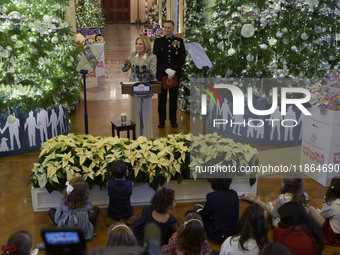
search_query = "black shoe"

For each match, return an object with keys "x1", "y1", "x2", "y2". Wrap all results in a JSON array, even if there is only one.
[
  {"x1": 170, "y1": 122, "x2": 178, "y2": 128},
  {"x1": 158, "y1": 122, "x2": 165, "y2": 128}
]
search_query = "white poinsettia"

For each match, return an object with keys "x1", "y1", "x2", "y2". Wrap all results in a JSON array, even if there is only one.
[{"x1": 29, "y1": 132, "x2": 258, "y2": 192}]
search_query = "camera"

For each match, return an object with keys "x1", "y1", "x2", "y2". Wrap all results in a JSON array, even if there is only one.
[
  {"x1": 41, "y1": 228, "x2": 87, "y2": 255},
  {"x1": 41, "y1": 223, "x2": 166, "y2": 255}
]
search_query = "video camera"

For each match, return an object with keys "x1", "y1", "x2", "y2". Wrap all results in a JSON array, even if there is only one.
[{"x1": 40, "y1": 223, "x2": 166, "y2": 255}]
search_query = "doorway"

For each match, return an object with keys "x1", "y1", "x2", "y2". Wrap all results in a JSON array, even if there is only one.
[{"x1": 101, "y1": 0, "x2": 130, "y2": 24}]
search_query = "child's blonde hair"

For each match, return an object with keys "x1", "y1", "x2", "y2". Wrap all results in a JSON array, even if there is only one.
[{"x1": 106, "y1": 223, "x2": 137, "y2": 247}]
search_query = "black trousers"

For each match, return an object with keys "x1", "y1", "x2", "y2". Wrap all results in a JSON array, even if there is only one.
[{"x1": 158, "y1": 83, "x2": 179, "y2": 124}]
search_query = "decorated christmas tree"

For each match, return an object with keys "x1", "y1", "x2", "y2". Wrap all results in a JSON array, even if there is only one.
[
  {"x1": 0, "y1": 0, "x2": 82, "y2": 113},
  {"x1": 161, "y1": 0, "x2": 167, "y2": 25},
  {"x1": 203, "y1": 0, "x2": 339, "y2": 79},
  {"x1": 179, "y1": 0, "x2": 208, "y2": 112},
  {"x1": 75, "y1": 0, "x2": 105, "y2": 28}
]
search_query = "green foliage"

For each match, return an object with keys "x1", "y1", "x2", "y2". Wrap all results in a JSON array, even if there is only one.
[
  {"x1": 0, "y1": 0, "x2": 82, "y2": 113},
  {"x1": 179, "y1": 0, "x2": 209, "y2": 112}
]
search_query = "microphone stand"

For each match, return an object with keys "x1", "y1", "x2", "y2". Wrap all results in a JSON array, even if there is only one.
[
  {"x1": 136, "y1": 65, "x2": 147, "y2": 136},
  {"x1": 80, "y1": 69, "x2": 89, "y2": 134}
]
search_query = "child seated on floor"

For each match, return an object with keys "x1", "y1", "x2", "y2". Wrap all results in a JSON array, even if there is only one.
[
  {"x1": 274, "y1": 201, "x2": 323, "y2": 255},
  {"x1": 162, "y1": 212, "x2": 212, "y2": 255},
  {"x1": 2, "y1": 230, "x2": 37, "y2": 255},
  {"x1": 48, "y1": 177, "x2": 100, "y2": 240},
  {"x1": 107, "y1": 223, "x2": 137, "y2": 247},
  {"x1": 132, "y1": 187, "x2": 178, "y2": 245},
  {"x1": 240, "y1": 172, "x2": 309, "y2": 226},
  {"x1": 220, "y1": 205, "x2": 269, "y2": 255},
  {"x1": 309, "y1": 178, "x2": 340, "y2": 246},
  {"x1": 194, "y1": 178, "x2": 239, "y2": 243},
  {"x1": 107, "y1": 160, "x2": 134, "y2": 225}
]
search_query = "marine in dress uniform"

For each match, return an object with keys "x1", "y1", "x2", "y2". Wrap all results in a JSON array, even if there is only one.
[{"x1": 153, "y1": 21, "x2": 186, "y2": 128}]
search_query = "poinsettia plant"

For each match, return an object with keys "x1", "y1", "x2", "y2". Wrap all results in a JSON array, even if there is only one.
[{"x1": 28, "y1": 133, "x2": 258, "y2": 193}]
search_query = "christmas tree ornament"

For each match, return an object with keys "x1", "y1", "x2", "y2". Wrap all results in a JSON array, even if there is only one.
[
  {"x1": 256, "y1": 71, "x2": 263, "y2": 77},
  {"x1": 231, "y1": 12, "x2": 241, "y2": 19},
  {"x1": 291, "y1": 46, "x2": 298, "y2": 52},
  {"x1": 276, "y1": 31, "x2": 283, "y2": 38},
  {"x1": 51, "y1": 16, "x2": 60, "y2": 27},
  {"x1": 241, "y1": 24, "x2": 255, "y2": 38},
  {"x1": 246, "y1": 54, "x2": 254, "y2": 61},
  {"x1": 8, "y1": 11, "x2": 21, "y2": 23},
  {"x1": 217, "y1": 42, "x2": 224, "y2": 50},
  {"x1": 28, "y1": 36, "x2": 36, "y2": 43},
  {"x1": 16, "y1": 40, "x2": 23, "y2": 48},
  {"x1": 301, "y1": 32, "x2": 309, "y2": 40},
  {"x1": 41, "y1": 30, "x2": 50, "y2": 37},
  {"x1": 7, "y1": 115, "x2": 16, "y2": 124},
  {"x1": 269, "y1": 38, "x2": 277, "y2": 46},
  {"x1": 11, "y1": 35, "x2": 18, "y2": 42},
  {"x1": 6, "y1": 46, "x2": 12, "y2": 53},
  {"x1": 209, "y1": 38, "x2": 214, "y2": 43},
  {"x1": 259, "y1": 43, "x2": 268, "y2": 50},
  {"x1": 281, "y1": 28, "x2": 288, "y2": 34},
  {"x1": 51, "y1": 36, "x2": 58, "y2": 44},
  {"x1": 2, "y1": 50, "x2": 9, "y2": 58},
  {"x1": 226, "y1": 69, "x2": 233, "y2": 76},
  {"x1": 228, "y1": 48, "x2": 236, "y2": 55}
]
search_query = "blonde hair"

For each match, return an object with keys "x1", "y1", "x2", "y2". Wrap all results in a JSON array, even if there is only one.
[
  {"x1": 135, "y1": 35, "x2": 152, "y2": 54},
  {"x1": 106, "y1": 223, "x2": 137, "y2": 247}
]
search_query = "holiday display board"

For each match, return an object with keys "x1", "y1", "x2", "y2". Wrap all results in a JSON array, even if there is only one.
[
  {"x1": 76, "y1": 28, "x2": 105, "y2": 88},
  {"x1": 300, "y1": 83, "x2": 340, "y2": 186},
  {"x1": 0, "y1": 106, "x2": 69, "y2": 157}
]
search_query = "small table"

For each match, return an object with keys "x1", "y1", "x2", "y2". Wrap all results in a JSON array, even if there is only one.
[{"x1": 111, "y1": 120, "x2": 136, "y2": 140}]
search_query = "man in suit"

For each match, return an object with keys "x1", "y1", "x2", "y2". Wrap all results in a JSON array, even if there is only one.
[{"x1": 153, "y1": 20, "x2": 186, "y2": 128}]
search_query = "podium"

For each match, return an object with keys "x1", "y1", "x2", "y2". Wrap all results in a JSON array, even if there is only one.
[
  {"x1": 120, "y1": 81, "x2": 161, "y2": 95},
  {"x1": 120, "y1": 81, "x2": 161, "y2": 137}
]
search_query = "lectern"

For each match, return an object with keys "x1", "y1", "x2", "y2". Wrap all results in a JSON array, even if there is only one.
[{"x1": 120, "y1": 81, "x2": 161, "y2": 136}]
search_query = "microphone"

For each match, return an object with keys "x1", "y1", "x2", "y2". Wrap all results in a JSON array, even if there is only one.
[{"x1": 136, "y1": 65, "x2": 147, "y2": 81}]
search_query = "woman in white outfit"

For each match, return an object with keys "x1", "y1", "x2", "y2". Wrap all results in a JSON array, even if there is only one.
[{"x1": 122, "y1": 35, "x2": 156, "y2": 139}]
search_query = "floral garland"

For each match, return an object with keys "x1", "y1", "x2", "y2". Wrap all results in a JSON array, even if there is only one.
[{"x1": 29, "y1": 133, "x2": 258, "y2": 193}]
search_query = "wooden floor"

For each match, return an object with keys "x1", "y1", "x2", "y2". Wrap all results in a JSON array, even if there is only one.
[{"x1": 0, "y1": 24, "x2": 339, "y2": 255}]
